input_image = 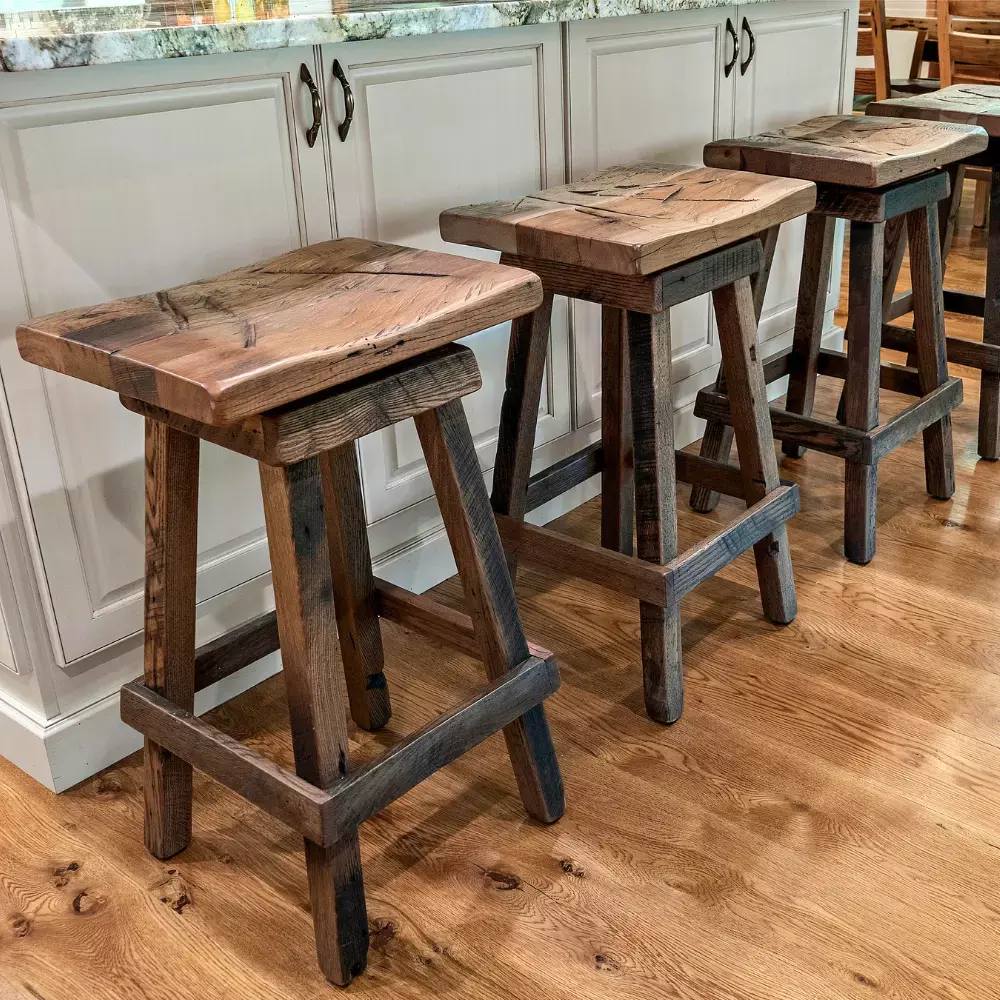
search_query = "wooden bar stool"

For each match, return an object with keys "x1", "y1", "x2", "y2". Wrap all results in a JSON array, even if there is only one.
[
  {"x1": 16, "y1": 238, "x2": 565, "y2": 987},
  {"x1": 694, "y1": 115, "x2": 988, "y2": 564},
  {"x1": 441, "y1": 163, "x2": 813, "y2": 725},
  {"x1": 869, "y1": 86, "x2": 1000, "y2": 460}
]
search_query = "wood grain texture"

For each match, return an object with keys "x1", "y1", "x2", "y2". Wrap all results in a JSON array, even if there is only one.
[
  {"x1": 937, "y1": 0, "x2": 1000, "y2": 84},
  {"x1": 601, "y1": 306, "x2": 634, "y2": 556},
  {"x1": 704, "y1": 115, "x2": 988, "y2": 188},
  {"x1": 141, "y1": 419, "x2": 200, "y2": 862},
  {"x1": 869, "y1": 83, "x2": 1000, "y2": 135},
  {"x1": 441, "y1": 163, "x2": 816, "y2": 276},
  {"x1": 18, "y1": 240, "x2": 538, "y2": 426}
]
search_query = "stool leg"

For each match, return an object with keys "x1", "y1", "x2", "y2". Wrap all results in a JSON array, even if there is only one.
[
  {"x1": 602, "y1": 305, "x2": 634, "y2": 554},
  {"x1": 416, "y1": 399, "x2": 564, "y2": 823},
  {"x1": 260, "y1": 459, "x2": 368, "y2": 986},
  {"x1": 691, "y1": 225, "x2": 780, "y2": 511},
  {"x1": 492, "y1": 294, "x2": 555, "y2": 579},
  {"x1": 143, "y1": 420, "x2": 199, "y2": 860},
  {"x1": 907, "y1": 204, "x2": 956, "y2": 499},
  {"x1": 843, "y1": 221, "x2": 884, "y2": 565},
  {"x1": 713, "y1": 279, "x2": 797, "y2": 623},
  {"x1": 979, "y1": 167, "x2": 1000, "y2": 460},
  {"x1": 628, "y1": 310, "x2": 683, "y2": 724},
  {"x1": 320, "y1": 443, "x2": 390, "y2": 732},
  {"x1": 783, "y1": 214, "x2": 837, "y2": 458}
]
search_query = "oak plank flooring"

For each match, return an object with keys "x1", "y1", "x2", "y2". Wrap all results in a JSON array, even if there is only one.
[{"x1": 3, "y1": 183, "x2": 1000, "y2": 998}]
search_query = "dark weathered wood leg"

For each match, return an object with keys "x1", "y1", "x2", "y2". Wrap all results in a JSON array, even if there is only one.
[
  {"x1": 416, "y1": 399, "x2": 564, "y2": 823},
  {"x1": 979, "y1": 167, "x2": 1000, "y2": 460},
  {"x1": 601, "y1": 306, "x2": 634, "y2": 554},
  {"x1": 843, "y1": 221, "x2": 884, "y2": 565},
  {"x1": 143, "y1": 419, "x2": 199, "y2": 861},
  {"x1": 491, "y1": 294, "x2": 555, "y2": 578},
  {"x1": 783, "y1": 214, "x2": 837, "y2": 458},
  {"x1": 907, "y1": 204, "x2": 955, "y2": 499},
  {"x1": 628, "y1": 309, "x2": 683, "y2": 724},
  {"x1": 712, "y1": 279, "x2": 797, "y2": 623},
  {"x1": 260, "y1": 458, "x2": 368, "y2": 986},
  {"x1": 320, "y1": 442, "x2": 390, "y2": 732}
]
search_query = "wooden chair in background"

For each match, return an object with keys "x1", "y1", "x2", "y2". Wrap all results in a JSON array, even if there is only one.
[{"x1": 856, "y1": 0, "x2": 940, "y2": 109}]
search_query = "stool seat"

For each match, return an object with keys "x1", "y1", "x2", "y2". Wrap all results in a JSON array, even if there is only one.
[
  {"x1": 868, "y1": 85, "x2": 1000, "y2": 136},
  {"x1": 704, "y1": 115, "x2": 988, "y2": 188},
  {"x1": 440, "y1": 163, "x2": 816, "y2": 276},
  {"x1": 16, "y1": 237, "x2": 542, "y2": 426}
]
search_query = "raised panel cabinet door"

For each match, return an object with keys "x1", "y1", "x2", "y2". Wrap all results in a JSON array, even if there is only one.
[
  {"x1": 0, "y1": 50, "x2": 332, "y2": 662},
  {"x1": 321, "y1": 27, "x2": 569, "y2": 533},
  {"x1": 735, "y1": 0, "x2": 856, "y2": 343},
  {"x1": 566, "y1": 8, "x2": 738, "y2": 430}
]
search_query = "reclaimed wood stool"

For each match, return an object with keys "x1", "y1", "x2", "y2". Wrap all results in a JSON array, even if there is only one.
[
  {"x1": 441, "y1": 163, "x2": 813, "y2": 725},
  {"x1": 868, "y1": 86, "x2": 1000, "y2": 459},
  {"x1": 694, "y1": 115, "x2": 988, "y2": 564},
  {"x1": 16, "y1": 238, "x2": 565, "y2": 986}
]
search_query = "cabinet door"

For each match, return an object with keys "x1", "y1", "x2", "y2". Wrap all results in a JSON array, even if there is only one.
[
  {"x1": 322, "y1": 27, "x2": 568, "y2": 535},
  {"x1": 735, "y1": 0, "x2": 856, "y2": 342},
  {"x1": 0, "y1": 50, "x2": 331, "y2": 661},
  {"x1": 566, "y1": 8, "x2": 738, "y2": 430}
]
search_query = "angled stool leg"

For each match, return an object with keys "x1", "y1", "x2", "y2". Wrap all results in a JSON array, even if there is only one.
[
  {"x1": 143, "y1": 419, "x2": 200, "y2": 861},
  {"x1": 784, "y1": 214, "x2": 837, "y2": 458},
  {"x1": 416, "y1": 398, "x2": 564, "y2": 824},
  {"x1": 602, "y1": 305, "x2": 634, "y2": 554},
  {"x1": 320, "y1": 443, "x2": 391, "y2": 732},
  {"x1": 492, "y1": 294, "x2": 555, "y2": 579},
  {"x1": 907, "y1": 204, "x2": 956, "y2": 499},
  {"x1": 713, "y1": 278, "x2": 797, "y2": 623},
  {"x1": 260, "y1": 459, "x2": 368, "y2": 987},
  {"x1": 843, "y1": 221, "x2": 884, "y2": 565},
  {"x1": 628, "y1": 310, "x2": 683, "y2": 724},
  {"x1": 980, "y1": 167, "x2": 1000, "y2": 459}
]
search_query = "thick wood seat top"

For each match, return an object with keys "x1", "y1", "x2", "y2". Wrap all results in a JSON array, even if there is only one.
[
  {"x1": 704, "y1": 115, "x2": 989, "y2": 188},
  {"x1": 16, "y1": 238, "x2": 541, "y2": 426},
  {"x1": 439, "y1": 163, "x2": 817, "y2": 277},
  {"x1": 868, "y1": 85, "x2": 1000, "y2": 138}
]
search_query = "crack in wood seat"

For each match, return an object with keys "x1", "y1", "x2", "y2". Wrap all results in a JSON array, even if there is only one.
[
  {"x1": 704, "y1": 115, "x2": 989, "y2": 188},
  {"x1": 439, "y1": 162, "x2": 816, "y2": 276},
  {"x1": 868, "y1": 84, "x2": 1000, "y2": 136},
  {"x1": 15, "y1": 237, "x2": 542, "y2": 426}
]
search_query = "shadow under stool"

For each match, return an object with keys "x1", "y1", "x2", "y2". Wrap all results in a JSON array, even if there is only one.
[
  {"x1": 16, "y1": 238, "x2": 565, "y2": 986},
  {"x1": 442, "y1": 162, "x2": 814, "y2": 726},
  {"x1": 693, "y1": 114, "x2": 988, "y2": 565}
]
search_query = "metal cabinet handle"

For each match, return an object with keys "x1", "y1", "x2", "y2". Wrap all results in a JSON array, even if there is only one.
[
  {"x1": 300, "y1": 63, "x2": 322, "y2": 148},
  {"x1": 332, "y1": 59, "x2": 354, "y2": 142},
  {"x1": 724, "y1": 17, "x2": 740, "y2": 78},
  {"x1": 740, "y1": 17, "x2": 756, "y2": 75}
]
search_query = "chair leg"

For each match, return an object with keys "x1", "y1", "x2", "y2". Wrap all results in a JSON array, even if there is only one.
[
  {"x1": 628, "y1": 310, "x2": 683, "y2": 724},
  {"x1": 415, "y1": 398, "x2": 564, "y2": 824},
  {"x1": 260, "y1": 458, "x2": 368, "y2": 987},
  {"x1": 783, "y1": 214, "x2": 837, "y2": 458},
  {"x1": 843, "y1": 221, "x2": 884, "y2": 565},
  {"x1": 602, "y1": 305, "x2": 634, "y2": 554},
  {"x1": 974, "y1": 178, "x2": 990, "y2": 229},
  {"x1": 143, "y1": 419, "x2": 199, "y2": 861},
  {"x1": 980, "y1": 168, "x2": 1000, "y2": 460},
  {"x1": 907, "y1": 204, "x2": 956, "y2": 499},
  {"x1": 712, "y1": 279, "x2": 797, "y2": 623},
  {"x1": 491, "y1": 294, "x2": 555, "y2": 578},
  {"x1": 320, "y1": 442, "x2": 390, "y2": 732}
]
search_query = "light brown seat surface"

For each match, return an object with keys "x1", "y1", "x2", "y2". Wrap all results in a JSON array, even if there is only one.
[
  {"x1": 439, "y1": 163, "x2": 817, "y2": 277},
  {"x1": 868, "y1": 84, "x2": 1000, "y2": 138},
  {"x1": 704, "y1": 115, "x2": 989, "y2": 188},
  {"x1": 17, "y1": 238, "x2": 541, "y2": 426}
]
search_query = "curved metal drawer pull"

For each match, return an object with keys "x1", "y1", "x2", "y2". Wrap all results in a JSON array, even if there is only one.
[
  {"x1": 299, "y1": 63, "x2": 322, "y2": 148},
  {"x1": 332, "y1": 59, "x2": 354, "y2": 142},
  {"x1": 740, "y1": 17, "x2": 756, "y2": 75},
  {"x1": 724, "y1": 17, "x2": 740, "y2": 78}
]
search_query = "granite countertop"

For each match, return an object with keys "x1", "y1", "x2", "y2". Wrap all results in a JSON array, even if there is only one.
[{"x1": 0, "y1": 0, "x2": 783, "y2": 72}]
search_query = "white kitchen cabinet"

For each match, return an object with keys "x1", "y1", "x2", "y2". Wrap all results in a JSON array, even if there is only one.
[{"x1": 320, "y1": 27, "x2": 569, "y2": 552}]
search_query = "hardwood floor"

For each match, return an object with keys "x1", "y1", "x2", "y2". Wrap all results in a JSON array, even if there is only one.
[{"x1": 3, "y1": 188, "x2": 1000, "y2": 999}]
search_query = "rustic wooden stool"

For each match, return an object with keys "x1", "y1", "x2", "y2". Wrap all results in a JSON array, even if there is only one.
[
  {"x1": 694, "y1": 115, "x2": 988, "y2": 564},
  {"x1": 869, "y1": 86, "x2": 1000, "y2": 460},
  {"x1": 441, "y1": 163, "x2": 813, "y2": 725},
  {"x1": 16, "y1": 238, "x2": 565, "y2": 986}
]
